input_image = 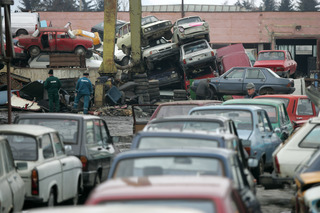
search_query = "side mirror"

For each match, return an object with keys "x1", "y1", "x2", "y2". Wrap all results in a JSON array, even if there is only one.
[
  {"x1": 248, "y1": 158, "x2": 259, "y2": 168},
  {"x1": 64, "y1": 145, "x2": 73, "y2": 155},
  {"x1": 274, "y1": 127, "x2": 281, "y2": 134}
]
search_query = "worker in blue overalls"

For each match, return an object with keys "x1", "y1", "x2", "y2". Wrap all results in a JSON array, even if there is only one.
[{"x1": 73, "y1": 72, "x2": 93, "y2": 114}]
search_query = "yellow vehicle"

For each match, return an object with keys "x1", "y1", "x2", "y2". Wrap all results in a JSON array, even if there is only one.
[{"x1": 72, "y1": 29, "x2": 101, "y2": 49}]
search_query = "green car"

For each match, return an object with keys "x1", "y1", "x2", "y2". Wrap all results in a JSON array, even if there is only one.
[{"x1": 223, "y1": 99, "x2": 294, "y2": 141}]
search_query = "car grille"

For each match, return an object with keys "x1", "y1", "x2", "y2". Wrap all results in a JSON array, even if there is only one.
[{"x1": 158, "y1": 46, "x2": 173, "y2": 52}]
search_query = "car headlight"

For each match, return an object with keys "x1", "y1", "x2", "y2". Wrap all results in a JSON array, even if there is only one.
[
  {"x1": 150, "y1": 50, "x2": 158, "y2": 54},
  {"x1": 179, "y1": 27, "x2": 184, "y2": 33},
  {"x1": 204, "y1": 22, "x2": 209, "y2": 28},
  {"x1": 166, "y1": 21, "x2": 171, "y2": 25},
  {"x1": 171, "y1": 72, "x2": 178, "y2": 78}
]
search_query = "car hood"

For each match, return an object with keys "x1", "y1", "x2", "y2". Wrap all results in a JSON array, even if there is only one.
[
  {"x1": 180, "y1": 22, "x2": 205, "y2": 29},
  {"x1": 254, "y1": 60, "x2": 285, "y2": 67},
  {"x1": 143, "y1": 20, "x2": 171, "y2": 27}
]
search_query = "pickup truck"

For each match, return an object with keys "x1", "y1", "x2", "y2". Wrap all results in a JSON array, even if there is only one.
[{"x1": 0, "y1": 124, "x2": 83, "y2": 206}]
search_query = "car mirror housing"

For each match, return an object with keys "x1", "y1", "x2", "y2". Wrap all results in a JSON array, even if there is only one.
[
  {"x1": 248, "y1": 158, "x2": 259, "y2": 168},
  {"x1": 64, "y1": 145, "x2": 73, "y2": 155},
  {"x1": 274, "y1": 127, "x2": 281, "y2": 134}
]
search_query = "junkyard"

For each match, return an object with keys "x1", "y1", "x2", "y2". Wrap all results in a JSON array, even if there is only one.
[{"x1": 1, "y1": 0, "x2": 320, "y2": 213}]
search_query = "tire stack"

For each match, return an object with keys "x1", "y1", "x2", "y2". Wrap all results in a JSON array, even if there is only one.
[
  {"x1": 173, "y1": 89, "x2": 188, "y2": 101},
  {"x1": 148, "y1": 80, "x2": 160, "y2": 103},
  {"x1": 133, "y1": 73, "x2": 150, "y2": 105}
]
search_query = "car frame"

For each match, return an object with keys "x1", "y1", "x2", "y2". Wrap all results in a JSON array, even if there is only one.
[
  {"x1": 254, "y1": 50, "x2": 297, "y2": 78},
  {"x1": 191, "y1": 66, "x2": 295, "y2": 100},
  {"x1": 14, "y1": 113, "x2": 119, "y2": 189},
  {"x1": 16, "y1": 27, "x2": 94, "y2": 58},
  {"x1": 189, "y1": 105, "x2": 282, "y2": 180},
  {"x1": 85, "y1": 175, "x2": 249, "y2": 213},
  {"x1": 0, "y1": 136, "x2": 25, "y2": 213},
  {"x1": 0, "y1": 124, "x2": 82, "y2": 206},
  {"x1": 172, "y1": 15, "x2": 210, "y2": 44}
]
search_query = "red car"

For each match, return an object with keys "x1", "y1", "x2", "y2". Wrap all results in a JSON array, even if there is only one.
[
  {"x1": 254, "y1": 94, "x2": 318, "y2": 129},
  {"x1": 16, "y1": 27, "x2": 94, "y2": 58},
  {"x1": 254, "y1": 50, "x2": 297, "y2": 78},
  {"x1": 86, "y1": 176, "x2": 249, "y2": 213}
]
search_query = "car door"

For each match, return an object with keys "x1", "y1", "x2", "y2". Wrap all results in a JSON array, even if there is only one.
[
  {"x1": 2, "y1": 140, "x2": 25, "y2": 212},
  {"x1": 219, "y1": 68, "x2": 245, "y2": 94},
  {"x1": 56, "y1": 31, "x2": 73, "y2": 52},
  {"x1": 48, "y1": 32, "x2": 57, "y2": 51},
  {"x1": 244, "y1": 68, "x2": 266, "y2": 91},
  {"x1": 52, "y1": 132, "x2": 75, "y2": 201},
  {"x1": 0, "y1": 141, "x2": 12, "y2": 213},
  {"x1": 279, "y1": 103, "x2": 293, "y2": 140}
]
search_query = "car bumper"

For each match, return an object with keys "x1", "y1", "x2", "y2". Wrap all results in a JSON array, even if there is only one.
[
  {"x1": 180, "y1": 32, "x2": 208, "y2": 40},
  {"x1": 83, "y1": 170, "x2": 97, "y2": 188},
  {"x1": 25, "y1": 196, "x2": 44, "y2": 203},
  {"x1": 260, "y1": 172, "x2": 294, "y2": 189}
]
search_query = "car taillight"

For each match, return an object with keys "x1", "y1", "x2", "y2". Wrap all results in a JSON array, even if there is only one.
[
  {"x1": 244, "y1": 147, "x2": 250, "y2": 155},
  {"x1": 80, "y1": 156, "x2": 88, "y2": 171},
  {"x1": 286, "y1": 83, "x2": 292, "y2": 87},
  {"x1": 183, "y1": 59, "x2": 186, "y2": 64},
  {"x1": 35, "y1": 24, "x2": 38, "y2": 31},
  {"x1": 211, "y1": 51, "x2": 214, "y2": 56},
  {"x1": 31, "y1": 169, "x2": 39, "y2": 195},
  {"x1": 275, "y1": 155, "x2": 280, "y2": 174}
]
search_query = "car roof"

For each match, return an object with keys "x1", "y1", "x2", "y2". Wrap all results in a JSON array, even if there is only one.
[
  {"x1": 189, "y1": 105, "x2": 263, "y2": 113},
  {"x1": 149, "y1": 114, "x2": 232, "y2": 123},
  {"x1": 157, "y1": 100, "x2": 222, "y2": 106},
  {"x1": 88, "y1": 176, "x2": 232, "y2": 202},
  {"x1": 0, "y1": 124, "x2": 56, "y2": 136},
  {"x1": 255, "y1": 94, "x2": 308, "y2": 99},
  {"x1": 223, "y1": 98, "x2": 284, "y2": 107},
  {"x1": 15, "y1": 113, "x2": 100, "y2": 121}
]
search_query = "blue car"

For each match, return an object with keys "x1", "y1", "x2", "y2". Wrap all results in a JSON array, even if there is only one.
[
  {"x1": 189, "y1": 105, "x2": 282, "y2": 180},
  {"x1": 107, "y1": 148, "x2": 261, "y2": 213}
]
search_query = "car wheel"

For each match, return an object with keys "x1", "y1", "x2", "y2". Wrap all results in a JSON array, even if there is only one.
[
  {"x1": 163, "y1": 30, "x2": 173, "y2": 40},
  {"x1": 122, "y1": 46, "x2": 131, "y2": 56},
  {"x1": 47, "y1": 189, "x2": 56, "y2": 207},
  {"x1": 121, "y1": 56, "x2": 130, "y2": 66},
  {"x1": 85, "y1": 50, "x2": 93, "y2": 59},
  {"x1": 29, "y1": 46, "x2": 41, "y2": 58},
  {"x1": 252, "y1": 159, "x2": 264, "y2": 183},
  {"x1": 75, "y1": 46, "x2": 86, "y2": 56},
  {"x1": 16, "y1": 29, "x2": 28, "y2": 37}
]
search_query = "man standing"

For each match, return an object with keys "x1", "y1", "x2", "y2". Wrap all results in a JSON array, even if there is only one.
[
  {"x1": 195, "y1": 78, "x2": 211, "y2": 100},
  {"x1": 245, "y1": 82, "x2": 259, "y2": 98},
  {"x1": 73, "y1": 72, "x2": 93, "y2": 114},
  {"x1": 44, "y1": 69, "x2": 61, "y2": 112}
]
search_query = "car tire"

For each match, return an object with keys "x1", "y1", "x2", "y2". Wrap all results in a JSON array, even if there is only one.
[
  {"x1": 164, "y1": 30, "x2": 173, "y2": 40},
  {"x1": 85, "y1": 50, "x2": 93, "y2": 59},
  {"x1": 46, "y1": 189, "x2": 56, "y2": 207},
  {"x1": 16, "y1": 29, "x2": 28, "y2": 37},
  {"x1": 121, "y1": 56, "x2": 130, "y2": 66},
  {"x1": 74, "y1": 46, "x2": 86, "y2": 56},
  {"x1": 122, "y1": 46, "x2": 131, "y2": 56},
  {"x1": 29, "y1": 46, "x2": 41, "y2": 58},
  {"x1": 252, "y1": 159, "x2": 264, "y2": 183}
]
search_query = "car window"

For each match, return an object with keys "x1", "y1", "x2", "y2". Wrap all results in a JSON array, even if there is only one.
[
  {"x1": 52, "y1": 132, "x2": 65, "y2": 156},
  {"x1": 37, "y1": 54, "x2": 49, "y2": 62},
  {"x1": 141, "y1": 16, "x2": 159, "y2": 25},
  {"x1": 156, "y1": 105, "x2": 198, "y2": 119},
  {"x1": 257, "y1": 112, "x2": 266, "y2": 132},
  {"x1": 177, "y1": 16, "x2": 202, "y2": 25},
  {"x1": 86, "y1": 120, "x2": 95, "y2": 144},
  {"x1": 258, "y1": 51, "x2": 284, "y2": 60},
  {"x1": 226, "y1": 69, "x2": 245, "y2": 79},
  {"x1": 183, "y1": 41, "x2": 208, "y2": 54},
  {"x1": 262, "y1": 111, "x2": 272, "y2": 132},
  {"x1": 3, "y1": 141, "x2": 15, "y2": 173},
  {"x1": 3, "y1": 134, "x2": 37, "y2": 161},
  {"x1": 245, "y1": 69, "x2": 265, "y2": 79},
  {"x1": 42, "y1": 134, "x2": 54, "y2": 159},
  {"x1": 256, "y1": 97, "x2": 290, "y2": 108},
  {"x1": 299, "y1": 125, "x2": 320, "y2": 148},
  {"x1": 297, "y1": 98, "x2": 314, "y2": 115}
]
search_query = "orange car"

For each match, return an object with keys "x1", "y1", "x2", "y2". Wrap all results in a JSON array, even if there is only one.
[{"x1": 72, "y1": 29, "x2": 101, "y2": 49}]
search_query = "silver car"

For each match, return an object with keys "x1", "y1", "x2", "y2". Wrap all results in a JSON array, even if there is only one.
[{"x1": 180, "y1": 39, "x2": 215, "y2": 72}]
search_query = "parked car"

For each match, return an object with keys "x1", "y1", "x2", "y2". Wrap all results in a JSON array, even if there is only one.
[
  {"x1": 254, "y1": 50, "x2": 297, "y2": 78},
  {"x1": 132, "y1": 100, "x2": 222, "y2": 134},
  {"x1": 0, "y1": 34, "x2": 28, "y2": 67},
  {"x1": 191, "y1": 67, "x2": 295, "y2": 100},
  {"x1": 142, "y1": 37, "x2": 179, "y2": 70},
  {"x1": 259, "y1": 116, "x2": 320, "y2": 190},
  {"x1": 215, "y1": 43, "x2": 252, "y2": 75},
  {"x1": 28, "y1": 52, "x2": 102, "y2": 68},
  {"x1": 189, "y1": 105, "x2": 282, "y2": 180},
  {"x1": 14, "y1": 113, "x2": 119, "y2": 189},
  {"x1": 172, "y1": 16, "x2": 210, "y2": 44},
  {"x1": 16, "y1": 27, "x2": 94, "y2": 58},
  {"x1": 180, "y1": 39, "x2": 215, "y2": 72},
  {"x1": 114, "y1": 45, "x2": 130, "y2": 66},
  {"x1": 303, "y1": 185, "x2": 320, "y2": 213},
  {"x1": 91, "y1": 19, "x2": 127, "y2": 42},
  {"x1": 0, "y1": 124, "x2": 82, "y2": 206},
  {"x1": 85, "y1": 175, "x2": 250, "y2": 213},
  {"x1": 117, "y1": 15, "x2": 172, "y2": 55},
  {"x1": 106, "y1": 148, "x2": 261, "y2": 212},
  {"x1": 223, "y1": 99, "x2": 294, "y2": 141},
  {"x1": 0, "y1": 136, "x2": 25, "y2": 213},
  {"x1": 254, "y1": 94, "x2": 318, "y2": 129},
  {"x1": 294, "y1": 149, "x2": 320, "y2": 213},
  {"x1": 72, "y1": 29, "x2": 102, "y2": 49}
]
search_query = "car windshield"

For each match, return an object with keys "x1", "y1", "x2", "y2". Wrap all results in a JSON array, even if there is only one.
[
  {"x1": 257, "y1": 51, "x2": 285, "y2": 61},
  {"x1": 251, "y1": 105, "x2": 277, "y2": 123},
  {"x1": 141, "y1": 16, "x2": 159, "y2": 26},
  {"x1": 190, "y1": 109, "x2": 252, "y2": 138},
  {"x1": 1, "y1": 134, "x2": 37, "y2": 161},
  {"x1": 137, "y1": 136, "x2": 220, "y2": 149},
  {"x1": 299, "y1": 125, "x2": 320, "y2": 148},
  {"x1": 113, "y1": 156, "x2": 224, "y2": 178},
  {"x1": 265, "y1": 68, "x2": 281, "y2": 78},
  {"x1": 177, "y1": 16, "x2": 202, "y2": 25},
  {"x1": 146, "y1": 121, "x2": 223, "y2": 132},
  {"x1": 183, "y1": 41, "x2": 208, "y2": 54},
  {"x1": 17, "y1": 118, "x2": 79, "y2": 144},
  {"x1": 101, "y1": 200, "x2": 216, "y2": 213}
]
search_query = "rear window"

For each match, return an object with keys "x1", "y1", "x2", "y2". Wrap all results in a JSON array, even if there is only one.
[
  {"x1": 17, "y1": 118, "x2": 79, "y2": 144},
  {"x1": 146, "y1": 121, "x2": 223, "y2": 132},
  {"x1": 156, "y1": 105, "x2": 198, "y2": 119}
]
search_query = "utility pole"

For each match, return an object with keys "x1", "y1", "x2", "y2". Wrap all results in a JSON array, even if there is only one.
[{"x1": 181, "y1": 0, "x2": 185, "y2": 18}]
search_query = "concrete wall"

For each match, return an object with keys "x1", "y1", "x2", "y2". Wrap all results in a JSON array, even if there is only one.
[{"x1": 38, "y1": 11, "x2": 320, "y2": 44}]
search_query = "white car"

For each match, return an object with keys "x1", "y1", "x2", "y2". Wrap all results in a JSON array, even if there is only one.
[
  {"x1": 260, "y1": 117, "x2": 320, "y2": 189},
  {"x1": 0, "y1": 124, "x2": 83, "y2": 206},
  {"x1": 28, "y1": 53, "x2": 102, "y2": 68},
  {"x1": 0, "y1": 136, "x2": 25, "y2": 213}
]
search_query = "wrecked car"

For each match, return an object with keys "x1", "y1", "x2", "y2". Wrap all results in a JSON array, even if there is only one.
[
  {"x1": 72, "y1": 29, "x2": 101, "y2": 49},
  {"x1": 254, "y1": 50, "x2": 297, "y2": 78},
  {"x1": 16, "y1": 27, "x2": 94, "y2": 58},
  {"x1": 172, "y1": 16, "x2": 210, "y2": 45}
]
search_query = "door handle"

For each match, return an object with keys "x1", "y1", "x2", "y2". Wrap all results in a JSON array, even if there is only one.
[{"x1": 62, "y1": 163, "x2": 66, "y2": 166}]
